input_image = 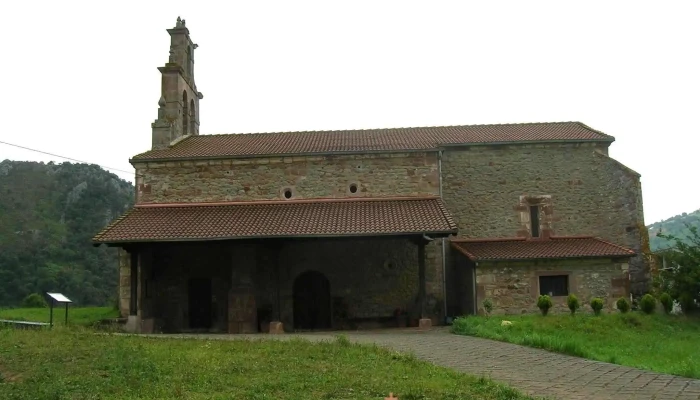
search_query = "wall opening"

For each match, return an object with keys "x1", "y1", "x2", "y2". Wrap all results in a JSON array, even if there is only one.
[
  {"x1": 539, "y1": 275, "x2": 569, "y2": 296},
  {"x1": 293, "y1": 270, "x2": 331, "y2": 331},
  {"x1": 188, "y1": 277, "x2": 212, "y2": 329},
  {"x1": 182, "y1": 91, "x2": 189, "y2": 135},
  {"x1": 530, "y1": 205, "x2": 541, "y2": 238}
]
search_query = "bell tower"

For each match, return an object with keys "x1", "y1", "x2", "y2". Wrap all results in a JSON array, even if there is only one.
[{"x1": 152, "y1": 17, "x2": 204, "y2": 150}]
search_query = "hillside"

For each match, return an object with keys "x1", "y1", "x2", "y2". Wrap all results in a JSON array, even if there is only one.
[
  {"x1": 0, "y1": 160, "x2": 134, "y2": 307},
  {"x1": 647, "y1": 208, "x2": 700, "y2": 251}
]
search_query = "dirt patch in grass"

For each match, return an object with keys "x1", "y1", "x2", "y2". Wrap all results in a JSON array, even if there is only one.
[{"x1": 0, "y1": 363, "x2": 22, "y2": 383}]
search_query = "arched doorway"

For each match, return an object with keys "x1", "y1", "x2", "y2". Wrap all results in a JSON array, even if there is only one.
[{"x1": 293, "y1": 270, "x2": 331, "y2": 331}]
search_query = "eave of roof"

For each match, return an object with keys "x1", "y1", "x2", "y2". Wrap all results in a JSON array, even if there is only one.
[
  {"x1": 450, "y1": 236, "x2": 636, "y2": 262},
  {"x1": 93, "y1": 196, "x2": 459, "y2": 246}
]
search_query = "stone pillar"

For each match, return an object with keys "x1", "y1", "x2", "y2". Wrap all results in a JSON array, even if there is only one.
[
  {"x1": 417, "y1": 237, "x2": 432, "y2": 330},
  {"x1": 129, "y1": 251, "x2": 138, "y2": 316},
  {"x1": 118, "y1": 249, "x2": 131, "y2": 318},
  {"x1": 228, "y1": 245, "x2": 258, "y2": 334}
]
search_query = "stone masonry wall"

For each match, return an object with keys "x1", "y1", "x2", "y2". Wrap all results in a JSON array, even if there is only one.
[
  {"x1": 475, "y1": 258, "x2": 630, "y2": 315},
  {"x1": 441, "y1": 143, "x2": 649, "y2": 295},
  {"x1": 271, "y1": 238, "x2": 444, "y2": 329},
  {"x1": 134, "y1": 152, "x2": 439, "y2": 204}
]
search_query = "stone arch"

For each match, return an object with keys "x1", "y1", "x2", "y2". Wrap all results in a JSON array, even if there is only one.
[{"x1": 293, "y1": 270, "x2": 331, "y2": 331}]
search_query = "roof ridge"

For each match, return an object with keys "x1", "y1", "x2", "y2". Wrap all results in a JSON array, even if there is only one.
[{"x1": 197, "y1": 121, "x2": 589, "y2": 138}]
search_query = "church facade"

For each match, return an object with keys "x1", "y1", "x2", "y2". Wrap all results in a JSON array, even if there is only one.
[{"x1": 93, "y1": 18, "x2": 649, "y2": 334}]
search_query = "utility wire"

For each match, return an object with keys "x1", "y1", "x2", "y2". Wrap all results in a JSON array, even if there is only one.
[{"x1": 0, "y1": 140, "x2": 138, "y2": 177}]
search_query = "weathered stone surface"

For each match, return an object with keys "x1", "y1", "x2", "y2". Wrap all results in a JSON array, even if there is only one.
[
  {"x1": 473, "y1": 258, "x2": 630, "y2": 315},
  {"x1": 269, "y1": 321, "x2": 284, "y2": 334},
  {"x1": 441, "y1": 143, "x2": 649, "y2": 295},
  {"x1": 134, "y1": 152, "x2": 440, "y2": 203},
  {"x1": 418, "y1": 318, "x2": 432, "y2": 330},
  {"x1": 118, "y1": 249, "x2": 130, "y2": 318}
]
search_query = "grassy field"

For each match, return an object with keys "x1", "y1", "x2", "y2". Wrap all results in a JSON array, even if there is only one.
[
  {"x1": 0, "y1": 306, "x2": 119, "y2": 326},
  {"x1": 0, "y1": 328, "x2": 536, "y2": 400},
  {"x1": 452, "y1": 312, "x2": 700, "y2": 379}
]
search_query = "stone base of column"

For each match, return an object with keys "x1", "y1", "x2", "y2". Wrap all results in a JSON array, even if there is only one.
[
  {"x1": 269, "y1": 321, "x2": 284, "y2": 334},
  {"x1": 418, "y1": 318, "x2": 432, "y2": 330},
  {"x1": 124, "y1": 315, "x2": 139, "y2": 333}
]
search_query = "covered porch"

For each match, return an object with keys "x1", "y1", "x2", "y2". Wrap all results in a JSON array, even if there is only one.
[{"x1": 93, "y1": 197, "x2": 457, "y2": 334}]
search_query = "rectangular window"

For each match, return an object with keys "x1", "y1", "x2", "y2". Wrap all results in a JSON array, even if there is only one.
[
  {"x1": 539, "y1": 275, "x2": 569, "y2": 296},
  {"x1": 530, "y1": 205, "x2": 541, "y2": 237}
]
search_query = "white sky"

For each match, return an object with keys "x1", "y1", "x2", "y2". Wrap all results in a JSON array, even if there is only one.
[{"x1": 0, "y1": 1, "x2": 697, "y2": 224}]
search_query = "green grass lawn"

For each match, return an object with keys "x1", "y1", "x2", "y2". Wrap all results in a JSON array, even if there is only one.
[
  {"x1": 452, "y1": 312, "x2": 700, "y2": 379},
  {"x1": 0, "y1": 306, "x2": 119, "y2": 326},
  {"x1": 0, "y1": 328, "x2": 536, "y2": 400}
]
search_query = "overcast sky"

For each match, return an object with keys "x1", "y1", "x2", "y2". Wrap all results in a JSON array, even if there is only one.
[{"x1": 0, "y1": 1, "x2": 697, "y2": 224}]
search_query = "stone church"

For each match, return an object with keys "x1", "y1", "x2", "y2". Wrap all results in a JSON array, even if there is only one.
[{"x1": 93, "y1": 18, "x2": 649, "y2": 334}]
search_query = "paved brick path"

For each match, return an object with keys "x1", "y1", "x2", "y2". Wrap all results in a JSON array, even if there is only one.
[{"x1": 151, "y1": 328, "x2": 700, "y2": 400}]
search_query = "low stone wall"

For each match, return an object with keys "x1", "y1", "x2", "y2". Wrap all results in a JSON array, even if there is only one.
[{"x1": 474, "y1": 258, "x2": 630, "y2": 315}]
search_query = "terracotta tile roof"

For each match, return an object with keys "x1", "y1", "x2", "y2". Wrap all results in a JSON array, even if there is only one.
[
  {"x1": 132, "y1": 122, "x2": 613, "y2": 161},
  {"x1": 92, "y1": 197, "x2": 458, "y2": 244},
  {"x1": 450, "y1": 236, "x2": 635, "y2": 261}
]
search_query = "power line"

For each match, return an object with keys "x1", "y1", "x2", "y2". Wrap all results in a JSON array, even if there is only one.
[{"x1": 0, "y1": 140, "x2": 137, "y2": 177}]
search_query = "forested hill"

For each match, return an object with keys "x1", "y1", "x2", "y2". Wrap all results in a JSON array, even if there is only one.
[
  {"x1": 0, "y1": 160, "x2": 134, "y2": 307},
  {"x1": 648, "y1": 208, "x2": 700, "y2": 251}
]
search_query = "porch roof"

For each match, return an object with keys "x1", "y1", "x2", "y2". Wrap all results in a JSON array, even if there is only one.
[
  {"x1": 92, "y1": 196, "x2": 458, "y2": 245},
  {"x1": 450, "y1": 236, "x2": 635, "y2": 262}
]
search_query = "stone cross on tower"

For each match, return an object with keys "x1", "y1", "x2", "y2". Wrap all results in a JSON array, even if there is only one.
[{"x1": 151, "y1": 17, "x2": 204, "y2": 150}]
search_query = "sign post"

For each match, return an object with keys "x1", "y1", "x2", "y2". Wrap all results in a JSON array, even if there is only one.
[{"x1": 46, "y1": 293, "x2": 73, "y2": 328}]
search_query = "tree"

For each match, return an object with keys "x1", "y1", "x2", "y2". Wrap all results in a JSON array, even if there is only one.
[{"x1": 657, "y1": 224, "x2": 700, "y2": 313}]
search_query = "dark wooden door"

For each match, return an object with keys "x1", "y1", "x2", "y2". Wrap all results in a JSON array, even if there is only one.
[{"x1": 293, "y1": 271, "x2": 331, "y2": 330}]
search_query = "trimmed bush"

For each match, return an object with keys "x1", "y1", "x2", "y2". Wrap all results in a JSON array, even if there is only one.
[
  {"x1": 482, "y1": 298, "x2": 493, "y2": 315},
  {"x1": 537, "y1": 295, "x2": 553, "y2": 316},
  {"x1": 640, "y1": 294, "x2": 656, "y2": 314},
  {"x1": 590, "y1": 297, "x2": 604, "y2": 316},
  {"x1": 22, "y1": 293, "x2": 48, "y2": 308},
  {"x1": 659, "y1": 293, "x2": 673, "y2": 314},
  {"x1": 616, "y1": 297, "x2": 631, "y2": 313},
  {"x1": 567, "y1": 294, "x2": 580, "y2": 315}
]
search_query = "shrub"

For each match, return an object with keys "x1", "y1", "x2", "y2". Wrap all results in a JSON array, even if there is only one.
[
  {"x1": 567, "y1": 294, "x2": 580, "y2": 314},
  {"x1": 537, "y1": 295, "x2": 553, "y2": 316},
  {"x1": 482, "y1": 298, "x2": 493, "y2": 315},
  {"x1": 590, "y1": 297, "x2": 604, "y2": 316},
  {"x1": 659, "y1": 293, "x2": 673, "y2": 314},
  {"x1": 640, "y1": 294, "x2": 657, "y2": 314},
  {"x1": 22, "y1": 293, "x2": 48, "y2": 308},
  {"x1": 616, "y1": 297, "x2": 631, "y2": 313}
]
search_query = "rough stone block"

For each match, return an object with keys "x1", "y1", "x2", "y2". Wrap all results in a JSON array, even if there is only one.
[
  {"x1": 418, "y1": 318, "x2": 432, "y2": 330},
  {"x1": 269, "y1": 321, "x2": 284, "y2": 334}
]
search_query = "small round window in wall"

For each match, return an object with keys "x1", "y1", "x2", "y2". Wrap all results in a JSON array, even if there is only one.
[
  {"x1": 283, "y1": 188, "x2": 293, "y2": 199},
  {"x1": 349, "y1": 183, "x2": 358, "y2": 194}
]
